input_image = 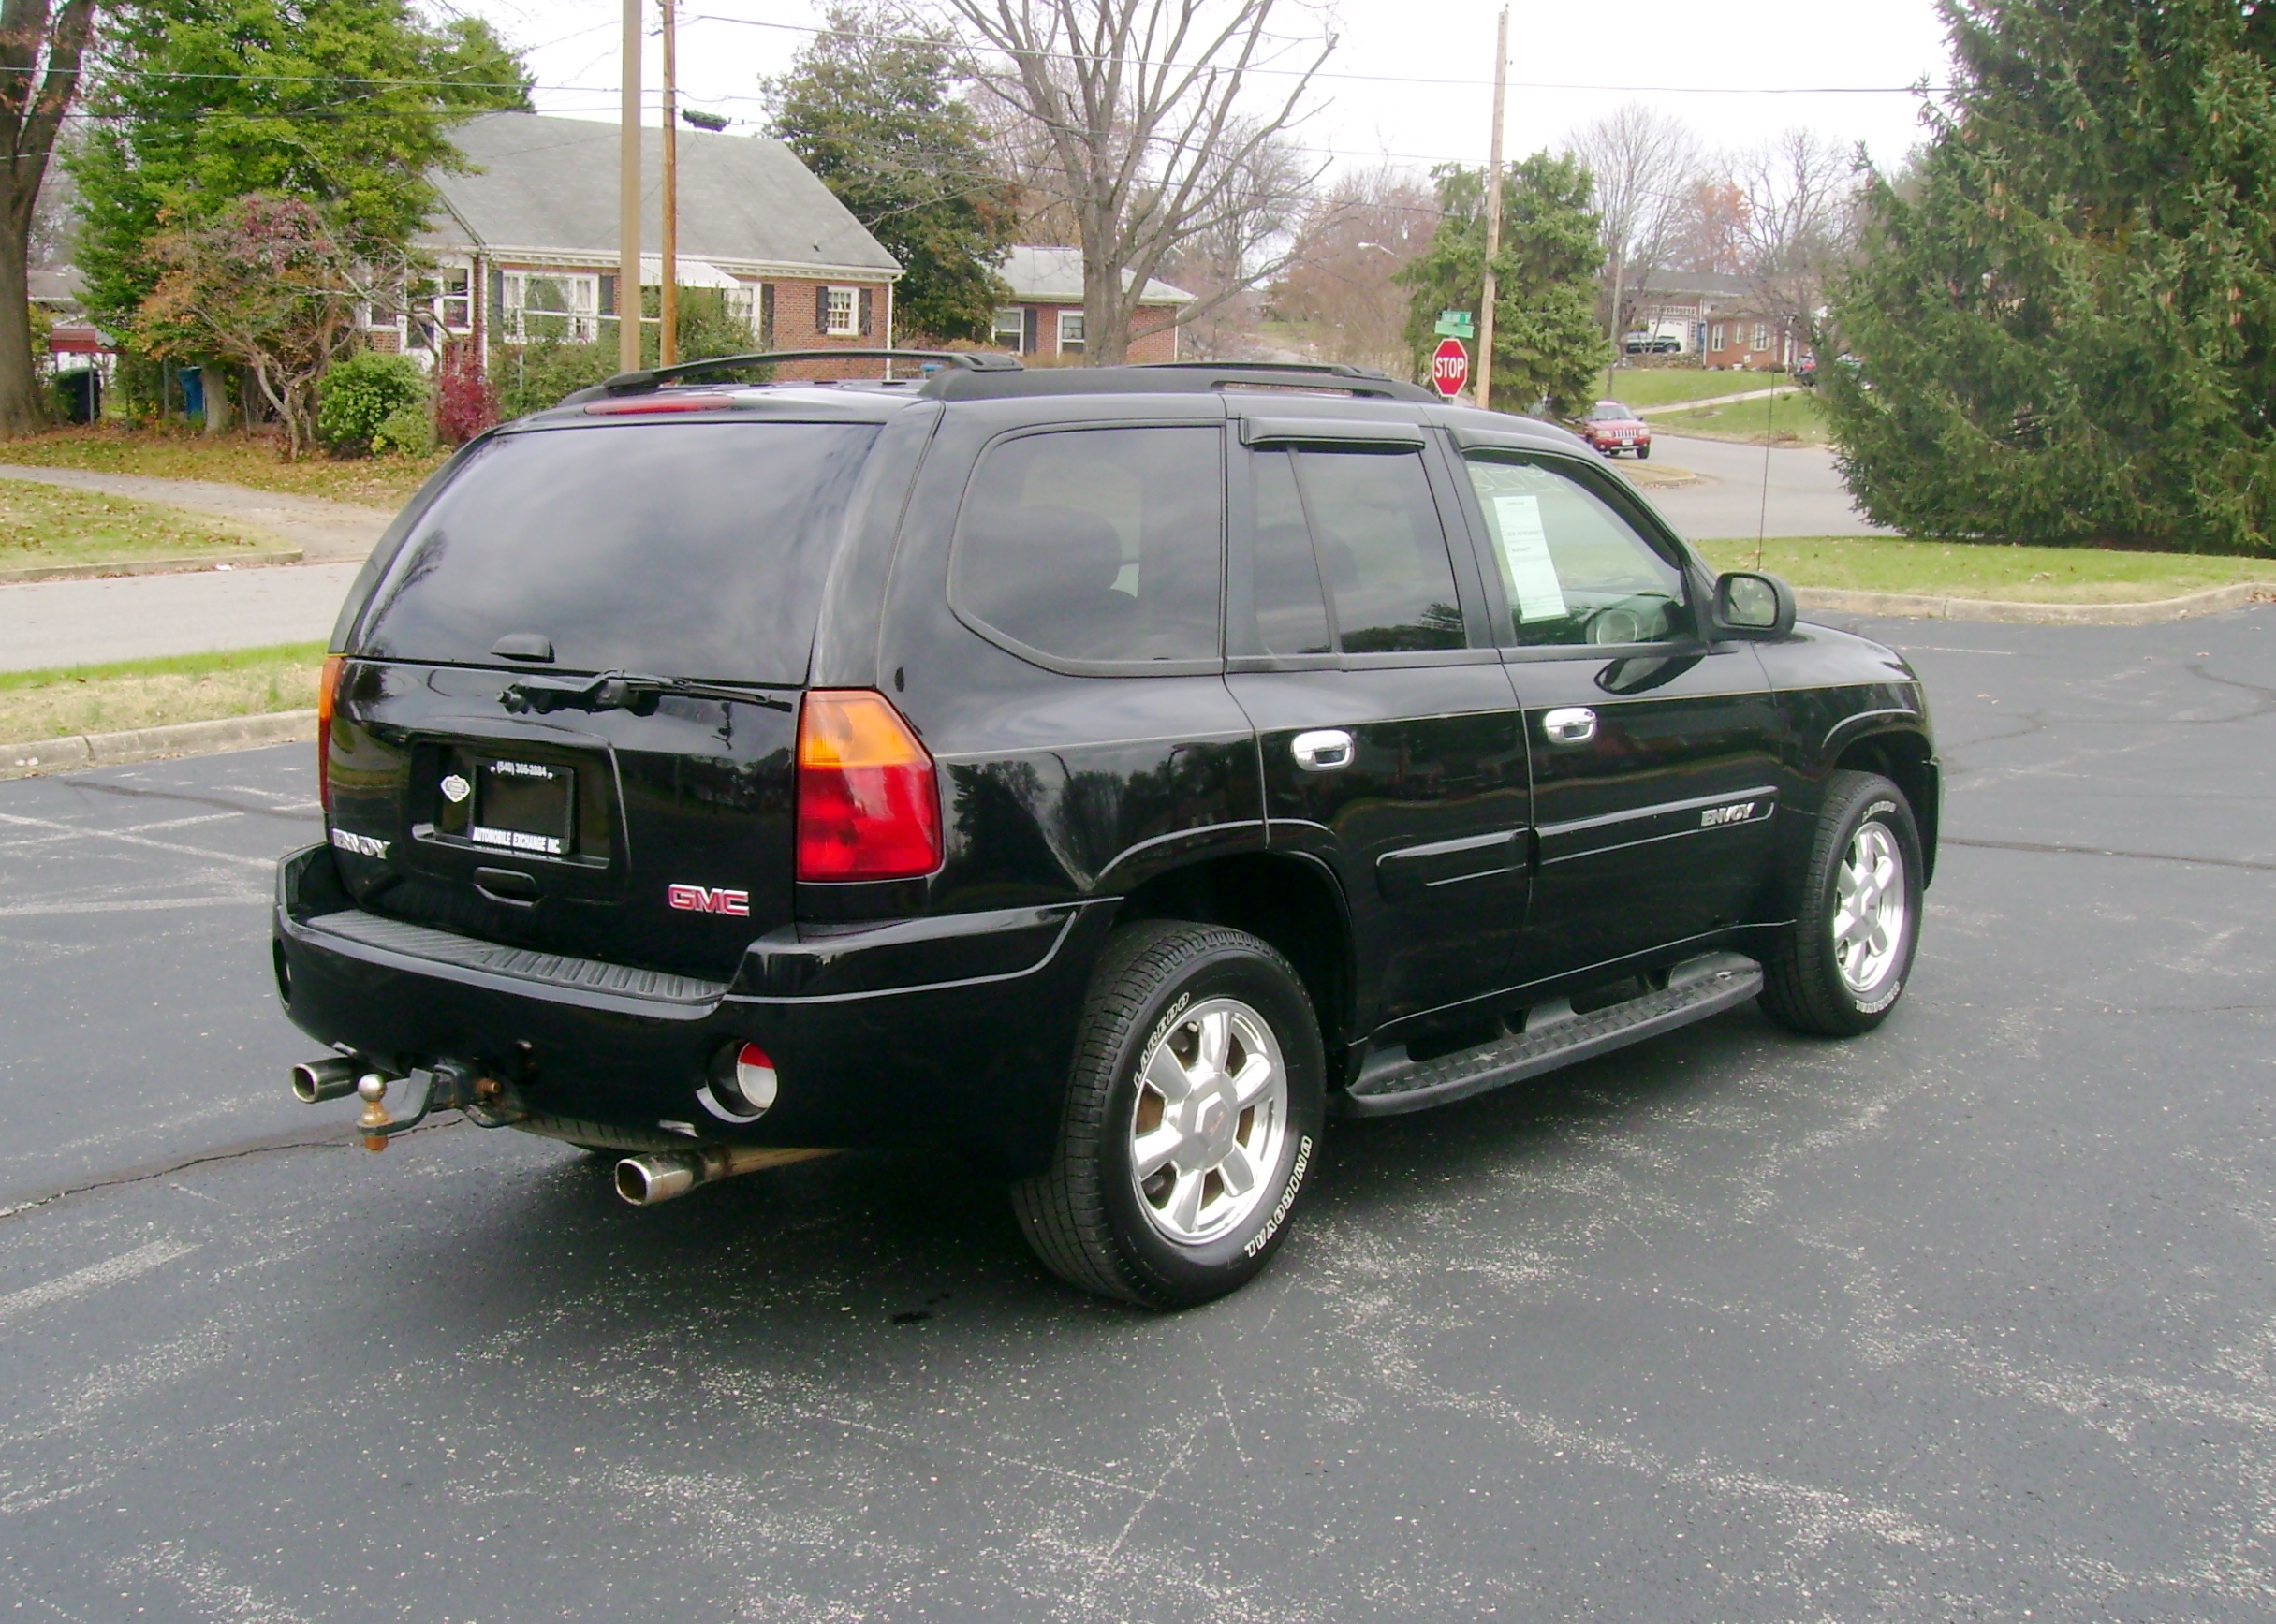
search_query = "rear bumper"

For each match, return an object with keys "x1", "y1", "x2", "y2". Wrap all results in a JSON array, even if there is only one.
[{"x1": 272, "y1": 844, "x2": 1110, "y2": 1173}]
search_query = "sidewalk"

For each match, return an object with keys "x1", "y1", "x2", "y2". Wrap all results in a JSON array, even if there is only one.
[{"x1": 1634, "y1": 386, "x2": 1799, "y2": 417}]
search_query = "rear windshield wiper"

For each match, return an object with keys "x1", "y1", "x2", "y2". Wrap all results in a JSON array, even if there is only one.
[{"x1": 500, "y1": 671, "x2": 795, "y2": 716}]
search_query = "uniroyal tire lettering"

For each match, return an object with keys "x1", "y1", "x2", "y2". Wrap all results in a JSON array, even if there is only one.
[
  {"x1": 1244, "y1": 1134, "x2": 1313, "y2": 1258},
  {"x1": 667, "y1": 884, "x2": 749, "y2": 916}
]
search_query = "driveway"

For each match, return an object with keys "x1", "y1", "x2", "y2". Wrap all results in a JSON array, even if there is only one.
[{"x1": 1, "y1": 608, "x2": 2270, "y2": 1618}]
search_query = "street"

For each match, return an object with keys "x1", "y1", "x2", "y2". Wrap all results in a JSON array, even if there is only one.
[
  {"x1": 1, "y1": 608, "x2": 2271, "y2": 1620},
  {"x1": 1642, "y1": 432, "x2": 1897, "y2": 541}
]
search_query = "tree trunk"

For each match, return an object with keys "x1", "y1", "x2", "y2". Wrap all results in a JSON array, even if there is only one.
[{"x1": 0, "y1": 219, "x2": 37, "y2": 433}]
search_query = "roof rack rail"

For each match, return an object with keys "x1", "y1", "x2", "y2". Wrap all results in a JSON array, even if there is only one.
[
  {"x1": 563, "y1": 348, "x2": 1022, "y2": 405},
  {"x1": 1137, "y1": 359, "x2": 1401, "y2": 383}
]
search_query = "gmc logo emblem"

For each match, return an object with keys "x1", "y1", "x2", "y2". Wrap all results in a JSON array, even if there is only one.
[{"x1": 668, "y1": 884, "x2": 750, "y2": 916}]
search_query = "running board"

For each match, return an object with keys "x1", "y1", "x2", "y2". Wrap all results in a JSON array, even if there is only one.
[{"x1": 1343, "y1": 951, "x2": 1764, "y2": 1117}]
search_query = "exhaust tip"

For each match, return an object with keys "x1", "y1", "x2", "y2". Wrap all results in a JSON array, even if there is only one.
[
  {"x1": 291, "y1": 1056, "x2": 363, "y2": 1104},
  {"x1": 616, "y1": 1154, "x2": 698, "y2": 1206}
]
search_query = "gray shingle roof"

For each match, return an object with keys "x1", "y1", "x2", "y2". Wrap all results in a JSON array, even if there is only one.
[
  {"x1": 1001, "y1": 244, "x2": 1193, "y2": 306},
  {"x1": 420, "y1": 112, "x2": 899, "y2": 278}
]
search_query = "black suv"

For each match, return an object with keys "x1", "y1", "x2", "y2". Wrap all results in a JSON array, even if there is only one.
[{"x1": 274, "y1": 352, "x2": 1936, "y2": 1308}]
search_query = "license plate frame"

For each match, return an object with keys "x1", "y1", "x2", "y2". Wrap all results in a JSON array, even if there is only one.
[{"x1": 468, "y1": 757, "x2": 575, "y2": 857}]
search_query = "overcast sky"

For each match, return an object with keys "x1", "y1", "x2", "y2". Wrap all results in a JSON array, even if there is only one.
[{"x1": 460, "y1": 0, "x2": 1957, "y2": 181}]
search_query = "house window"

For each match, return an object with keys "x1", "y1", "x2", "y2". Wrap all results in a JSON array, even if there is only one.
[
  {"x1": 1057, "y1": 309, "x2": 1085, "y2": 352},
  {"x1": 434, "y1": 267, "x2": 472, "y2": 333},
  {"x1": 1709, "y1": 323, "x2": 1725, "y2": 352},
  {"x1": 1751, "y1": 322, "x2": 1770, "y2": 353},
  {"x1": 993, "y1": 307, "x2": 1025, "y2": 351},
  {"x1": 502, "y1": 271, "x2": 600, "y2": 343},
  {"x1": 824, "y1": 286, "x2": 859, "y2": 337}
]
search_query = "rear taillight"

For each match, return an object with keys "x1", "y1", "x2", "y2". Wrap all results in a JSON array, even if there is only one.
[
  {"x1": 795, "y1": 690, "x2": 941, "y2": 883},
  {"x1": 316, "y1": 654, "x2": 344, "y2": 814}
]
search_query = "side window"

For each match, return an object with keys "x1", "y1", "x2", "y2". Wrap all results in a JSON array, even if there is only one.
[
  {"x1": 1464, "y1": 455, "x2": 1690, "y2": 648},
  {"x1": 952, "y1": 427, "x2": 1223, "y2": 665},
  {"x1": 1248, "y1": 449, "x2": 1332, "y2": 655},
  {"x1": 1279, "y1": 448, "x2": 1465, "y2": 654}
]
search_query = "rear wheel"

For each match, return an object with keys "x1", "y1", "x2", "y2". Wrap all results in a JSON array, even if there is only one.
[
  {"x1": 1759, "y1": 770, "x2": 1923, "y2": 1036},
  {"x1": 1012, "y1": 921, "x2": 1325, "y2": 1309}
]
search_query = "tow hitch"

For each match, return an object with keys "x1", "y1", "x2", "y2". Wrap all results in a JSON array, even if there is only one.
[{"x1": 289, "y1": 1057, "x2": 521, "y2": 1150}]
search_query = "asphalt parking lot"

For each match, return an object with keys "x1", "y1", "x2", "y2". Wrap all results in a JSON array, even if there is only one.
[{"x1": 3, "y1": 608, "x2": 2271, "y2": 1621}]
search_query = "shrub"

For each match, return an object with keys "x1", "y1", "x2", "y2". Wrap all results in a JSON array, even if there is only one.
[
  {"x1": 432, "y1": 341, "x2": 497, "y2": 445},
  {"x1": 372, "y1": 398, "x2": 434, "y2": 457},
  {"x1": 317, "y1": 351, "x2": 428, "y2": 457}
]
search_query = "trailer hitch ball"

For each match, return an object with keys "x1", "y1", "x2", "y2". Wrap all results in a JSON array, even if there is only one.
[{"x1": 357, "y1": 1073, "x2": 394, "y2": 1151}]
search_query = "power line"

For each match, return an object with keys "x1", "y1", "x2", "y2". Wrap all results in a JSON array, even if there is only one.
[{"x1": 681, "y1": 11, "x2": 1947, "y2": 97}]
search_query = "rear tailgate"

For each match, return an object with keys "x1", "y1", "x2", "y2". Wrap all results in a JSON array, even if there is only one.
[{"x1": 323, "y1": 417, "x2": 879, "y2": 982}]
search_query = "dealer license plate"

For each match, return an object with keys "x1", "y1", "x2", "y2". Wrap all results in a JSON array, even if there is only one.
[{"x1": 469, "y1": 759, "x2": 573, "y2": 856}]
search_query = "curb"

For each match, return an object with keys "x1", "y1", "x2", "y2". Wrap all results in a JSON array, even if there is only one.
[
  {"x1": 2, "y1": 709, "x2": 316, "y2": 781},
  {"x1": 1796, "y1": 581, "x2": 2273, "y2": 625},
  {"x1": 0, "y1": 548, "x2": 302, "y2": 585}
]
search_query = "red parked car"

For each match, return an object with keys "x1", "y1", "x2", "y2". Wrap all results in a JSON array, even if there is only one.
[{"x1": 1579, "y1": 400, "x2": 1652, "y2": 459}]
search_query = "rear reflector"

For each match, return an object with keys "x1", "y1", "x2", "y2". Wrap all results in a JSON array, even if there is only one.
[
  {"x1": 316, "y1": 653, "x2": 344, "y2": 813},
  {"x1": 795, "y1": 690, "x2": 941, "y2": 883}
]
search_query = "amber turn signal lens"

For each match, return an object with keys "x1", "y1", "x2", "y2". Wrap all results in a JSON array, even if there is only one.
[{"x1": 316, "y1": 653, "x2": 345, "y2": 813}]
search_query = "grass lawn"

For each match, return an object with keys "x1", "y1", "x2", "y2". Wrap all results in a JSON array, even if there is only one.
[
  {"x1": 1594, "y1": 369, "x2": 1798, "y2": 411},
  {"x1": 0, "y1": 427, "x2": 444, "y2": 506},
  {"x1": 1695, "y1": 535, "x2": 2276, "y2": 604},
  {"x1": 0, "y1": 643, "x2": 327, "y2": 745},
  {"x1": 1652, "y1": 388, "x2": 1827, "y2": 446},
  {"x1": 0, "y1": 479, "x2": 288, "y2": 574}
]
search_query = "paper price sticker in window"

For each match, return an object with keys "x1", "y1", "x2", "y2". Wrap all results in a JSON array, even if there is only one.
[{"x1": 1491, "y1": 493, "x2": 1567, "y2": 622}]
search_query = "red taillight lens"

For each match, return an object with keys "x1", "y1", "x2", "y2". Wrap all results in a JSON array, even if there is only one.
[
  {"x1": 795, "y1": 690, "x2": 941, "y2": 882},
  {"x1": 316, "y1": 653, "x2": 344, "y2": 813}
]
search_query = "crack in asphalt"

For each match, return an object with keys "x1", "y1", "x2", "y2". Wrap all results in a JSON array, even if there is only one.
[
  {"x1": 1945, "y1": 836, "x2": 2276, "y2": 872},
  {"x1": 0, "y1": 1118, "x2": 461, "y2": 1222},
  {"x1": 47, "y1": 777, "x2": 321, "y2": 824}
]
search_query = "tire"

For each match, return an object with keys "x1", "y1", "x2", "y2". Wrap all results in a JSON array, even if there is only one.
[
  {"x1": 1637, "y1": 444, "x2": 1652, "y2": 460},
  {"x1": 1758, "y1": 770, "x2": 1923, "y2": 1037},
  {"x1": 1011, "y1": 921, "x2": 1326, "y2": 1309}
]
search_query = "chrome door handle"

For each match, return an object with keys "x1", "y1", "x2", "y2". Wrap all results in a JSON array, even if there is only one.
[
  {"x1": 1290, "y1": 728, "x2": 1355, "y2": 772},
  {"x1": 1542, "y1": 707, "x2": 1597, "y2": 746}
]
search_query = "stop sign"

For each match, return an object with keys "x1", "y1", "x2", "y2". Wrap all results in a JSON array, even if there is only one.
[{"x1": 1432, "y1": 337, "x2": 1470, "y2": 399}]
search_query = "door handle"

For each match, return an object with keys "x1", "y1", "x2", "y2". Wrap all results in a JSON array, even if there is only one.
[
  {"x1": 1290, "y1": 728, "x2": 1355, "y2": 772},
  {"x1": 1542, "y1": 707, "x2": 1597, "y2": 746}
]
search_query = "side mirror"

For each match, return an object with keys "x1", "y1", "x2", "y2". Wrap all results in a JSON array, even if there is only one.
[{"x1": 1714, "y1": 571, "x2": 1797, "y2": 638}]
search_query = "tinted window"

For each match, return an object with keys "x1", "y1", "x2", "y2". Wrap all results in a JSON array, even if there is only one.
[
  {"x1": 1248, "y1": 449, "x2": 1332, "y2": 655},
  {"x1": 1464, "y1": 455, "x2": 1689, "y2": 647},
  {"x1": 354, "y1": 422, "x2": 877, "y2": 683},
  {"x1": 952, "y1": 427, "x2": 1222, "y2": 664},
  {"x1": 1293, "y1": 449, "x2": 1462, "y2": 653}
]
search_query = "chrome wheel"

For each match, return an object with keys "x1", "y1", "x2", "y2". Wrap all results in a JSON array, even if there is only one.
[
  {"x1": 1129, "y1": 997, "x2": 1289, "y2": 1247},
  {"x1": 1833, "y1": 821, "x2": 1907, "y2": 995}
]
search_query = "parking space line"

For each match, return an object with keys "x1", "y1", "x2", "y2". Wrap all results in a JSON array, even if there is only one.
[
  {"x1": 0, "y1": 812, "x2": 241, "y2": 855},
  {"x1": 0, "y1": 812, "x2": 274, "y2": 870},
  {"x1": 0, "y1": 893, "x2": 271, "y2": 918},
  {"x1": 0, "y1": 1239, "x2": 198, "y2": 1324}
]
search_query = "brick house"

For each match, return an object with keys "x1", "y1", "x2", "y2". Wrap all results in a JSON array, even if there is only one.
[
  {"x1": 374, "y1": 112, "x2": 901, "y2": 379},
  {"x1": 988, "y1": 245, "x2": 1192, "y2": 363},
  {"x1": 1627, "y1": 271, "x2": 1803, "y2": 371}
]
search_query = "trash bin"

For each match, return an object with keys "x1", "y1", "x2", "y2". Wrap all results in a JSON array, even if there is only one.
[{"x1": 52, "y1": 368, "x2": 99, "y2": 424}]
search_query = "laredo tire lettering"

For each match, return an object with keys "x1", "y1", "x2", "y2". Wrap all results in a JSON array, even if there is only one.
[{"x1": 1244, "y1": 1134, "x2": 1313, "y2": 1257}]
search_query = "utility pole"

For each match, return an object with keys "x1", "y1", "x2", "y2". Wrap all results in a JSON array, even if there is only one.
[
  {"x1": 659, "y1": 0, "x2": 679, "y2": 367},
  {"x1": 1476, "y1": 6, "x2": 1507, "y2": 410},
  {"x1": 618, "y1": 0, "x2": 642, "y2": 374}
]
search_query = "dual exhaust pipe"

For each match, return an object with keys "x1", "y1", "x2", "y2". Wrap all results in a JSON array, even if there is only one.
[{"x1": 293, "y1": 1054, "x2": 829, "y2": 1194}]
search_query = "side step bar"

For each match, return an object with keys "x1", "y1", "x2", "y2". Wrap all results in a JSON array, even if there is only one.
[{"x1": 1344, "y1": 951, "x2": 1764, "y2": 1117}]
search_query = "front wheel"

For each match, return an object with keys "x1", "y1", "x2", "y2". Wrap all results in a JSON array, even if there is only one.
[
  {"x1": 1012, "y1": 921, "x2": 1326, "y2": 1309},
  {"x1": 1758, "y1": 770, "x2": 1923, "y2": 1036},
  {"x1": 1636, "y1": 444, "x2": 1652, "y2": 460}
]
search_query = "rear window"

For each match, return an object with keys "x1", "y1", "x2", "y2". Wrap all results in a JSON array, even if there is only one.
[{"x1": 353, "y1": 421, "x2": 878, "y2": 684}]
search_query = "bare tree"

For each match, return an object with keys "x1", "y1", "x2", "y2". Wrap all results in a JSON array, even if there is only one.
[
  {"x1": 1161, "y1": 120, "x2": 1308, "y2": 358},
  {"x1": 934, "y1": 0, "x2": 1332, "y2": 363},
  {"x1": 1564, "y1": 103, "x2": 1699, "y2": 343},
  {"x1": 0, "y1": 0, "x2": 99, "y2": 434},
  {"x1": 1270, "y1": 163, "x2": 1435, "y2": 372},
  {"x1": 1731, "y1": 127, "x2": 1860, "y2": 363},
  {"x1": 1664, "y1": 172, "x2": 1747, "y2": 277}
]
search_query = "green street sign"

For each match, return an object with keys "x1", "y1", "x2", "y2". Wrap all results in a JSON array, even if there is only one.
[{"x1": 1433, "y1": 309, "x2": 1476, "y2": 338}]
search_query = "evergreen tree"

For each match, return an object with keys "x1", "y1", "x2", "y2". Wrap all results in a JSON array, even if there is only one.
[
  {"x1": 70, "y1": 2, "x2": 531, "y2": 332},
  {"x1": 1822, "y1": 0, "x2": 2276, "y2": 554},
  {"x1": 1400, "y1": 154, "x2": 1606, "y2": 417},
  {"x1": 764, "y1": 3, "x2": 1017, "y2": 344}
]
